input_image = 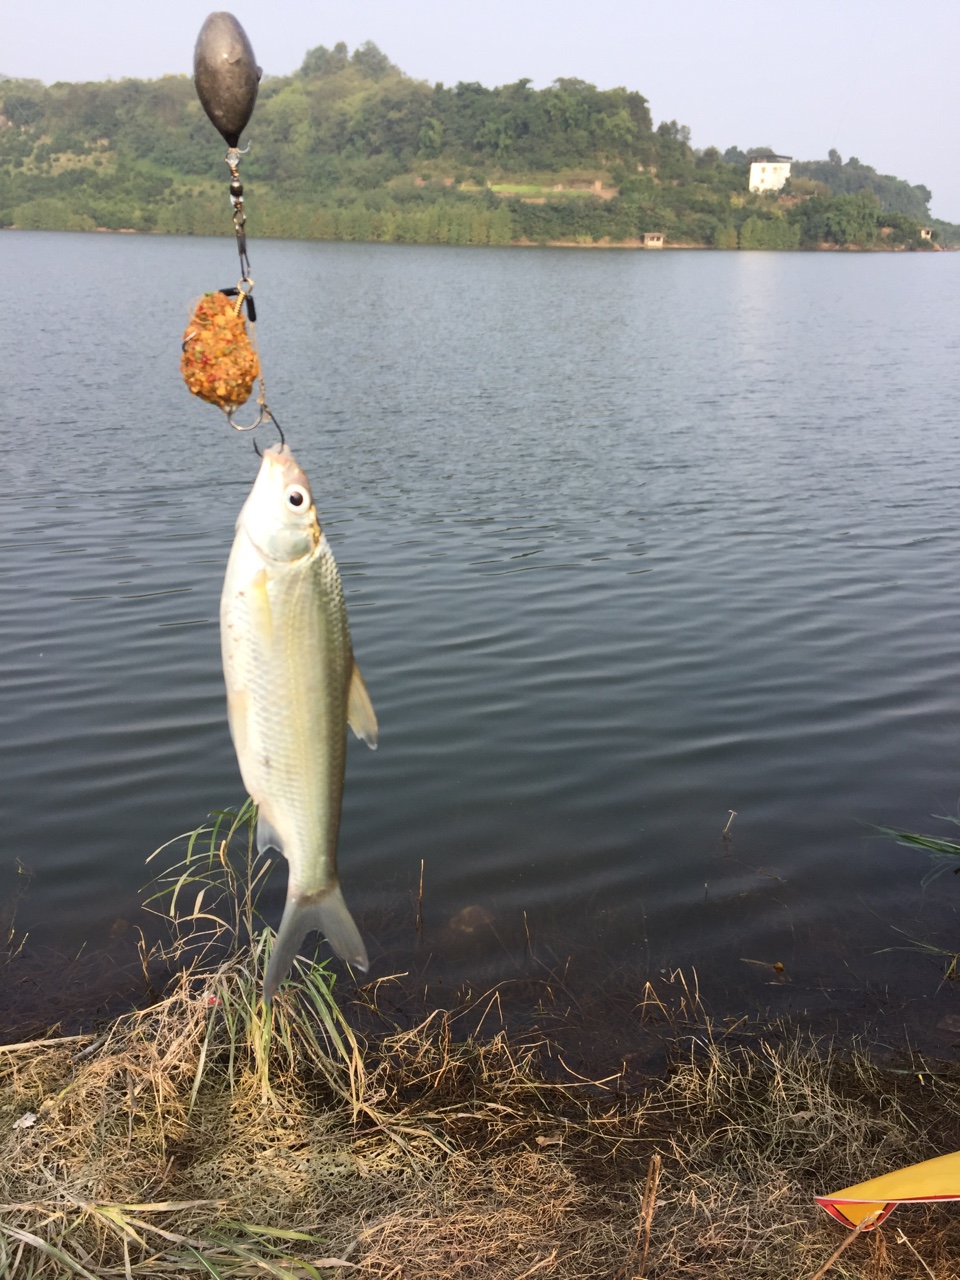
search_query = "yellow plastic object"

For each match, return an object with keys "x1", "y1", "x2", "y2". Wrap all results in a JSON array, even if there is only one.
[
  {"x1": 181, "y1": 291, "x2": 260, "y2": 412},
  {"x1": 816, "y1": 1150, "x2": 960, "y2": 1229}
]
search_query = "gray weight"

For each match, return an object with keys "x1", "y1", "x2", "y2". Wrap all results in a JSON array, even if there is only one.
[{"x1": 194, "y1": 12, "x2": 261, "y2": 147}]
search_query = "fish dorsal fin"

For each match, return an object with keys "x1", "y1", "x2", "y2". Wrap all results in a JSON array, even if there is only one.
[
  {"x1": 257, "y1": 811, "x2": 284, "y2": 853},
  {"x1": 347, "y1": 662, "x2": 378, "y2": 750}
]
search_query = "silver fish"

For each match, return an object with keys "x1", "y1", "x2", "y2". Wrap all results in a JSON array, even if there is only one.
[{"x1": 220, "y1": 443, "x2": 377, "y2": 1000}]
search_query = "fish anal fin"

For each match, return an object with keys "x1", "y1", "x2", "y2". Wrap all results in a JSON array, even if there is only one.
[
  {"x1": 257, "y1": 811, "x2": 283, "y2": 854},
  {"x1": 347, "y1": 662, "x2": 378, "y2": 750}
]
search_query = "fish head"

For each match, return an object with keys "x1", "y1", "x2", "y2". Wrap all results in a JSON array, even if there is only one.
[{"x1": 237, "y1": 443, "x2": 321, "y2": 563}]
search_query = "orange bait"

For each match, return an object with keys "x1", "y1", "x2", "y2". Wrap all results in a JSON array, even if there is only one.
[{"x1": 181, "y1": 292, "x2": 260, "y2": 412}]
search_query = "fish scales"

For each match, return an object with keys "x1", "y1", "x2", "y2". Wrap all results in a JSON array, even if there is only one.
[
  {"x1": 220, "y1": 443, "x2": 377, "y2": 1000},
  {"x1": 238, "y1": 539, "x2": 348, "y2": 874}
]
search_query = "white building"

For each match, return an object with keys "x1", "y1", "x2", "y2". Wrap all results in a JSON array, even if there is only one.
[{"x1": 748, "y1": 155, "x2": 792, "y2": 194}]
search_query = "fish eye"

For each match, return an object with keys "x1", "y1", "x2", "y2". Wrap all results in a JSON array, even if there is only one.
[{"x1": 285, "y1": 485, "x2": 309, "y2": 510}]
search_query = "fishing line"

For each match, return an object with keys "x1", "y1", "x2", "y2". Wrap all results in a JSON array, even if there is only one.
[{"x1": 180, "y1": 12, "x2": 283, "y2": 453}]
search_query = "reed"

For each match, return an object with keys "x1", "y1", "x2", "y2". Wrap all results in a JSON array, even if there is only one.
[
  {"x1": 877, "y1": 817, "x2": 960, "y2": 887},
  {"x1": 877, "y1": 818, "x2": 960, "y2": 978},
  {"x1": 2, "y1": 807, "x2": 959, "y2": 1278}
]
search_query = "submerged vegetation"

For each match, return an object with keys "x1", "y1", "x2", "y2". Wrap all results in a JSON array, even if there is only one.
[
  {"x1": 881, "y1": 816, "x2": 960, "y2": 887},
  {"x1": 1, "y1": 42, "x2": 955, "y2": 249},
  {"x1": 2, "y1": 807, "x2": 960, "y2": 1278}
]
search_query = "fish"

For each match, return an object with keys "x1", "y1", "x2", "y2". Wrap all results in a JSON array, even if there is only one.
[{"x1": 220, "y1": 442, "x2": 378, "y2": 1000}]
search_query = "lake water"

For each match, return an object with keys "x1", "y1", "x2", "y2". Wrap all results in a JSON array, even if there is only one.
[{"x1": 3, "y1": 230, "x2": 960, "y2": 1037}]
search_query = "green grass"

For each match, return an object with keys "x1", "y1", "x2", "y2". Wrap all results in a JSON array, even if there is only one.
[{"x1": 878, "y1": 817, "x2": 960, "y2": 887}]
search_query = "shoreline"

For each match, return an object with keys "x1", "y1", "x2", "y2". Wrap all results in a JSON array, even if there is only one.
[
  {"x1": 4, "y1": 934, "x2": 960, "y2": 1279},
  {"x1": 5, "y1": 906, "x2": 960, "y2": 1064},
  {"x1": 0, "y1": 224, "x2": 950, "y2": 251}
]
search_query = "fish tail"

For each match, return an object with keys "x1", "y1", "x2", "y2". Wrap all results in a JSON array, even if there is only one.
[{"x1": 263, "y1": 886, "x2": 369, "y2": 1002}]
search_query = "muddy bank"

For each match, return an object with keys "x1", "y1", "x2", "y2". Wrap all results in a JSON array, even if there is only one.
[{"x1": 5, "y1": 894, "x2": 960, "y2": 1071}]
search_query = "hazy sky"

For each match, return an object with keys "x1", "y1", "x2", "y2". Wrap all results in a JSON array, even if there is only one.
[{"x1": 5, "y1": 0, "x2": 959, "y2": 219}]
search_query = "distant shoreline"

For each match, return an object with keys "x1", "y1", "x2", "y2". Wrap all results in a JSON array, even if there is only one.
[{"x1": 0, "y1": 225, "x2": 949, "y2": 252}]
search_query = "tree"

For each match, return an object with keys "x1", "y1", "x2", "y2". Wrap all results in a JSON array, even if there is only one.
[
  {"x1": 299, "y1": 42, "x2": 349, "y2": 78},
  {"x1": 417, "y1": 117, "x2": 443, "y2": 158},
  {"x1": 3, "y1": 92, "x2": 43, "y2": 125},
  {"x1": 0, "y1": 49, "x2": 939, "y2": 252},
  {"x1": 657, "y1": 119, "x2": 690, "y2": 143},
  {"x1": 739, "y1": 215, "x2": 800, "y2": 249},
  {"x1": 793, "y1": 154, "x2": 931, "y2": 219},
  {"x1": 351, "y1": 42, "x2": 396, "y2": 80},
  {"x1": 822, "y1": 193, "x2": 878, "y2": 246}
]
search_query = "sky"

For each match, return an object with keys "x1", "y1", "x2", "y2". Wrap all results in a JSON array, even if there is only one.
[{"x1": 4, "y1": 0, "x2": 959, "y2": 220}]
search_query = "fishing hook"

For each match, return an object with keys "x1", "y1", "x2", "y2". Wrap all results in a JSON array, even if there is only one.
[
  {"x1": 250, "y1": 410, "x2": 285, "y2": 456},
  {"x1": 227, "y1": 403, "x2": 268, "y2": 433}
]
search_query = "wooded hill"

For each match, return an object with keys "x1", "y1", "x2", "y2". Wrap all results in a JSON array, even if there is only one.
[{"x1": 1, "y1": 42, "x2": 953, "y2": 249}]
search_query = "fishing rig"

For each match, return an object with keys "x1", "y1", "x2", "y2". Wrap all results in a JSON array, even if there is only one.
[{"x1": 181, "y1": 12, "x2": 282, "y2": 446}]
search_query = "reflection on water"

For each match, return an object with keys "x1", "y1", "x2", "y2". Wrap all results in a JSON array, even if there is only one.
[{"x1": 2, "y1": 231, "x2": 960, "y2": 1031}]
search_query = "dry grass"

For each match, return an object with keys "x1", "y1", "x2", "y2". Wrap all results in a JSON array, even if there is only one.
[{"x1": 2, "y1": 810, "x2": 960, "y2": 1279}]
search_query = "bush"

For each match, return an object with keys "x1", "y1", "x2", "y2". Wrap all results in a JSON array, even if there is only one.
[
  {"x1": 10, "y1": 197, "x2": 96, "y2": 232},
  {"x1": 739, "y1": 215, "x2": 801, "y2": 250}
]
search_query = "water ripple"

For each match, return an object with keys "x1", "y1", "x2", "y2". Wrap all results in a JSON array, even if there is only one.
[{"x1": 2, "y1": 234, "x2": 960, "y2": 1002}]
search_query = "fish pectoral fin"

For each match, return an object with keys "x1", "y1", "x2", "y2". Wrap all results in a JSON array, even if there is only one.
[
  {"x1": 257, "y1": 812, "x2": 284, "y2": 854},
  {"x1": 347, "y1": 662, "x2": 379, "y2": 750}
]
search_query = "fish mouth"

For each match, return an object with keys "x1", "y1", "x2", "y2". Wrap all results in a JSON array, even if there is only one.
[
  {"x1": 261, "y1": 443, "x2": 290, "y2": 463},
  {"x1": 261, "y1": 443, "x2": 314, "y2": 496}
]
